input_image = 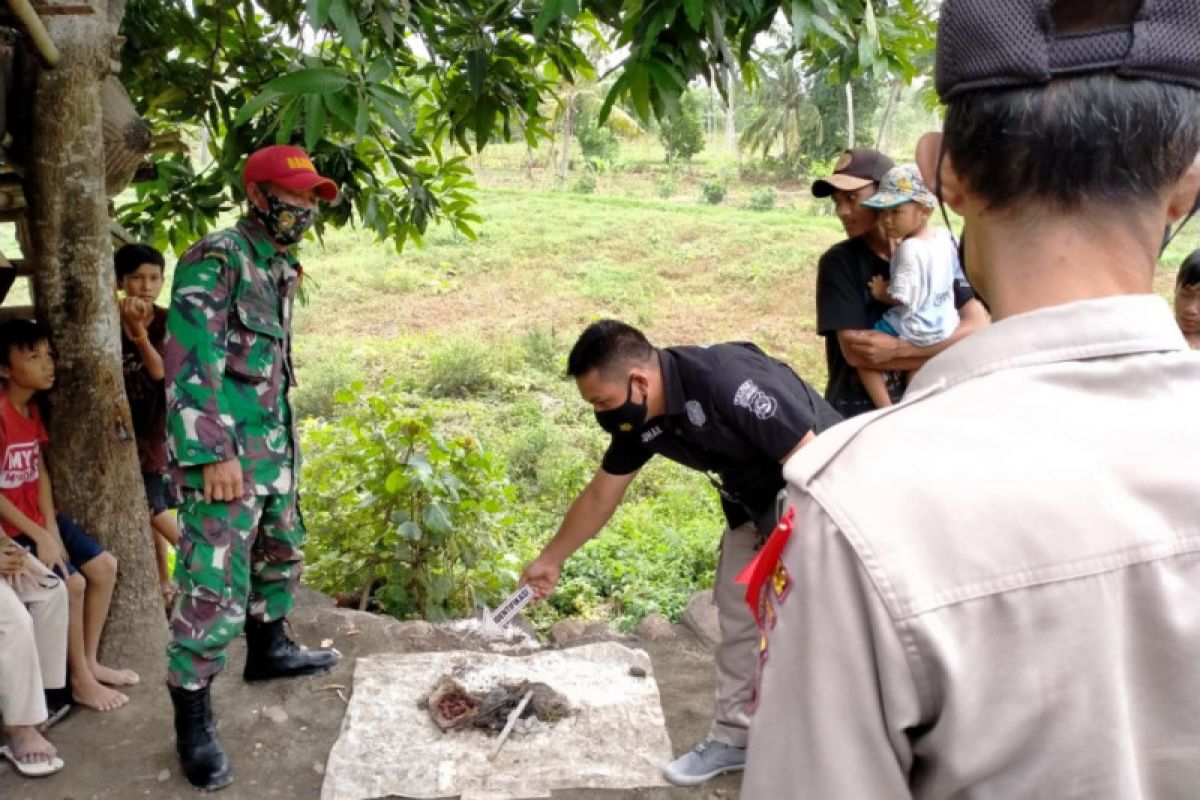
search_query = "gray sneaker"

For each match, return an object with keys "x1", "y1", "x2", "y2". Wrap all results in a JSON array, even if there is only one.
[{"x1": 662, "y1": 736, "x2": 746, "y2": 786}]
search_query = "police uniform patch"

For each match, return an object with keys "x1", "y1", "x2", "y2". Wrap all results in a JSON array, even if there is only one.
[
  {"x1": 733, "y1": 379, "x2": 779, "y2": 421},
  {"x1": 685, "y1": 400, "x2": 707, "y2": 427}
]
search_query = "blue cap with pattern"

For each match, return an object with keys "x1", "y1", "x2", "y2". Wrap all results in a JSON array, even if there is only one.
[{"x1": 861, "y1": 164, "x2": 938, "y2": 210}]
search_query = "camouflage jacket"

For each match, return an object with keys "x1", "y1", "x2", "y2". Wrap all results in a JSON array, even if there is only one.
[{"x1": 163, "y1": 218, "x2": 300, "y2": 496}]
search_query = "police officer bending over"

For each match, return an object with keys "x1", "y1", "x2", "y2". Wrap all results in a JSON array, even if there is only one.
[{"x1": 520, "y1": 320, "x2": 841, "y2": 786}]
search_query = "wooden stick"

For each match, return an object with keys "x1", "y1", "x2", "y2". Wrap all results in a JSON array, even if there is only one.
[{"x1": 487, "y1": 690, "x2": 533, "y2": 762}]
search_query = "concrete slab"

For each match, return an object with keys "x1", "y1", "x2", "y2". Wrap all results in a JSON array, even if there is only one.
[{"x1": 321, "y1": 642, "x2": 673, "y2": 800}]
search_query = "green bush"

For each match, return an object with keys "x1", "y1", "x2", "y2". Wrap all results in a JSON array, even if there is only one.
[
  {"x1": 659, "y1": 89, "x2": 706, "y2": 164},
  {"x1": 301, "y1": 381, "x2": 518, "y2": 621},
  {"x1": 426, "y1": 337, "x2": 497, "y2": 397},
  {"x1": 292, "y1": 354, "x2": 363, "y2": 420},
  {"x1": 541, "y1": 466, "x2": 723, "y2": 629},
  {"x1": 700, "y1": 179, "x2": 727, "y2": 205},
  {"x1": 747, "y1": 187, "x2": 777, "y2": 212},
  {"x1": 577, "y1": 123, "x2": 619, "y2": 164},
  {"x1": 655, "y1": 176, "x2": 678, "y2": 199},
  {"x1": 520, "y1": 327, "x2": 562, "y2": 375},
  {"x1": 572, "y1": 172, "x2": 597, "y2": 194}
]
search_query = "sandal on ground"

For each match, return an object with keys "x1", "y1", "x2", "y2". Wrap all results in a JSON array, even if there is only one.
[{"x1": 0, "y1": 744, "x2": 65, "y2": 778}]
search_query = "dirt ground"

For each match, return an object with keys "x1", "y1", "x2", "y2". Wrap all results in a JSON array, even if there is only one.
[{"x1": 0, "y1": 601, "x2": 740, "y2": 800}]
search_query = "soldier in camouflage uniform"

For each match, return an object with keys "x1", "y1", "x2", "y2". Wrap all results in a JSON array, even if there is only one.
[{"x1": 162, "y1": 145, "x2": 340, "y2": 792}]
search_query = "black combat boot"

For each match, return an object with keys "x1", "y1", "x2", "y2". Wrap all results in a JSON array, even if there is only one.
[
  {"x1": 169, "y1": 683, "x2": 233, "y2": 791},
  {"x1": 242, "y1": 617, "x2": 340, "y2": 682}
]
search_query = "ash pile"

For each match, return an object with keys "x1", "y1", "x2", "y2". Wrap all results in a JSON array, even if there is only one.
[{"x1": 427, "y1": 676, "x2": 571, "y2": 736}]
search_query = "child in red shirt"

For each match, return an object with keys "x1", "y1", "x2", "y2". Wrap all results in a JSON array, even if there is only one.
[{"x1": 0, "y1": 319, "x2": 138, "y2": 711}]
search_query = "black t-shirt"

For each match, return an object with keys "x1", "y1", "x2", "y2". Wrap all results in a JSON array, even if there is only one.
[
  {"x1": 121, "y1": 305, "x2": 168, "y2": 474},
  {"x1": 601, "y1": 343, "x2": 843, "y2": 530},
  {"x1": 815, "y1": 237, "x2": 975, "y2": 419}
]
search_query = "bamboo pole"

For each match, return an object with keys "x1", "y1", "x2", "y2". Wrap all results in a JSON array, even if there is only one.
[{"x1": 8, "y1": 0, "x2": 61, "y2": 67}]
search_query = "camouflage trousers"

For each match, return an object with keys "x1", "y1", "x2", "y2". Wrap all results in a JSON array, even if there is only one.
[{"x1": 166, "y1": 490, "x2": 304, "y2": 690}]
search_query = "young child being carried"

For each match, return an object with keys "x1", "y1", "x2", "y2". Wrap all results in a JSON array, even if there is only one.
[
  {"x1": 859, "y1": 163, "x2": 960, "y2": 408},
  {"x1": 115, "y1": 244, "x2": 180, "y2": 612},
  {"x1": 0, "y1": 319, "x2": 137, "y2": 711}
]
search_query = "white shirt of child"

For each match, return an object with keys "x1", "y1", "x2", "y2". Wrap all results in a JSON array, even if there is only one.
[{"x1": 883, "y1": 226, "x2": 959, "y2": 346}]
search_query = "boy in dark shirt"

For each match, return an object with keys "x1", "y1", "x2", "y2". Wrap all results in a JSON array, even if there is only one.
[{"x1": 115, "y1": 244, "x2": 179, "y2": 609}]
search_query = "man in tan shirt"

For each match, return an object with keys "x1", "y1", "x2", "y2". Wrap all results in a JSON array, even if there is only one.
[{"x1": 744, "y1": 1, "x2": 1200, "y2": 797}]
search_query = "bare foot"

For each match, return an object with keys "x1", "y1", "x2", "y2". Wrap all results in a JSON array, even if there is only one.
[
  {"x1": 71, "y1": 676, "x2": 129, "y2": 712},
  {"x1": 90, "y1": 662, "x2": 140, "y2": 687},
  {"x1": 3, "y1": 725, "x2": 57, "y2": 764}
]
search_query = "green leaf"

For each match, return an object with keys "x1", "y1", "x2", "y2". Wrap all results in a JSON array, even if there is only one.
[
  {"x1": 810, "y1": 14, "x2": 848, "y2": 47},
  {"x1": 355, "y1": 90, "x2": 370, "y2": 139},
  {"x1": 473, "y1": 99, "x2": 497, "y2": 150},
  {"x1": 366, "y1": 56, "x2": 391, "y2": 85},
  {"x1": 466, "y1": 49, "x2": 488, "y2": 99},
  {"x1": 683, "y1": 0, "x2": 704, "y2": 31},
  {"x1": 328, "y1": 0, "x2": 364, "y2": 54},
  {"x1": 264, "y1": 67, "x2": 350, "y2": 95},
  {"x1": 533, "y1": 0, "x2": 562, "y2": 37},
  {"x1": 790, "y1": 0, "x2": 811, "y2": 44},
  {"x1": 385, "y1": 468, "x2": 406, "y2": 493},
  {"x1": 398, "y1": 520, "x2": 422, "y2": 541},
  {"x1": 307, "y1": 0, "x2": 333, "y2": 28},
  {"x1": 422, "y1": 502, "x2": 452, "y2": 536},
  {"x1": 629, "y1": 65, "x2": 652, "y2": 121},
  {"x1": 275, "y1": 97, "x2": 303, "y2": 143},
  {"x1": 233, "y1": 90, "x2": 280, "y2": 127},
  {"x1": 324, "y1": 89, "x2": 358, "y2": 128},
  {"x1": 304, "y1": 93, "x2": 326, "y2": 151},
  {"x1": 368, "y1": 92, "x2": 415, "y2": 146}
]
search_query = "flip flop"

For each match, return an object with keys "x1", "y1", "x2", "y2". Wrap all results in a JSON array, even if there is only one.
[{"x1": 0, "y1": 744, "x2": 65, "y2": 777}]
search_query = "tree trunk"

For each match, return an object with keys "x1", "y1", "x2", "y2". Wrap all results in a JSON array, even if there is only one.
[
  {"x1": 558, "y1": 93, "x2": 573, "y2": 182},
  {"x1": 845, "y1": 82, "x2": 855, "y2": 149},
  {"x1": 20, "y1": 0, "x2": 166, "y2": 676},
  {"x1": 724, "y1": 66, "x2": 738, "y2": 164},
  {"x1": 875, "y1": 81, "x2": 902, "y2": 152}
]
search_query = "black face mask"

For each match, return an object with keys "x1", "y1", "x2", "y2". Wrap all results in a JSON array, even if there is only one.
[
  {"x1": 251, "y1": 184, "x2": 316, "y2": 246},
  {"x1": 594, "y1": 379, "x2": 648, "y2": 436}
]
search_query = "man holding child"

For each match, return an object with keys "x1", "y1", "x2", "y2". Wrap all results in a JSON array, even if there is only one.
[{"x1": 163, "y1": 145, "x2": 341, "y2": 791}]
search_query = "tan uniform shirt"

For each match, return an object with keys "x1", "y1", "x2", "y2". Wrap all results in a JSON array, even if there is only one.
[{"x1": 744, "y1": 295, "x2": 1200, "y2": 799}]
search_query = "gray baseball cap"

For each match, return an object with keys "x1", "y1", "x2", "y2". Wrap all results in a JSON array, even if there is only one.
[{"x1": 936, "y1": 0, "x2": 1200, "y2": 101}]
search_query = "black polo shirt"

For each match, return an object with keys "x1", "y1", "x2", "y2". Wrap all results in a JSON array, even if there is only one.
[
  {"x1": 601, "y1": 343, "x2": 842, "y2": 530},
  {"x1": 816, "y1": 236, "x2": 975, "y2": 419}
]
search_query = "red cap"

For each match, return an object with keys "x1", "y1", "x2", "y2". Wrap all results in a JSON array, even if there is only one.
[{"x1": 243, "y1": 145, "x2": 338, "y2": 202}]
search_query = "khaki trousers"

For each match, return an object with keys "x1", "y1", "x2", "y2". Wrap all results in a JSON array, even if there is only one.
[
  {"x1": 709, "y1": 520, "x2": 760, "y2": 748},
  {"x1": 0, "y1": 561, "x2": 68, "y2": 726}
]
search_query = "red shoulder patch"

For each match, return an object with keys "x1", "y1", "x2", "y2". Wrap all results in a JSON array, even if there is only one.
[{"x1": 735, "y1": 506, "x2": 796, "y2": 713}]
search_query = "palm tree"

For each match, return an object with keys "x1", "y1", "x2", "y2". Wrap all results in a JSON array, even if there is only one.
[{"x1": 739, "y1": 47, "x2": 821, "y2": 162}]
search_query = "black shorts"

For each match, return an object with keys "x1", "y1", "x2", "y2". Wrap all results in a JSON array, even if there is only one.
[
  {"x1": 13, "y1": 514, "x2": 105, "y2": 577},
  {"x1": 143, "y1": 471, "x2": 176, "y2": 515}
]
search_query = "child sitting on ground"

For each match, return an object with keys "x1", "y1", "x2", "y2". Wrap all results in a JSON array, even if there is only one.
[
  {"x1": 115, "y1": 244, "x2": 180, "y2": 611},
  {"x1": 1175, "y1": 250, "x2": 1200, "y2": 349},
  {"x1": 0, "y1": 537, "x2": 68, "y2": 777},
  {"x1": 0, "y1": 319, "x2": 138, "y2": 711},
  {"x1": 859, "y1": 163, "x2": 960, "y2": 408}
]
